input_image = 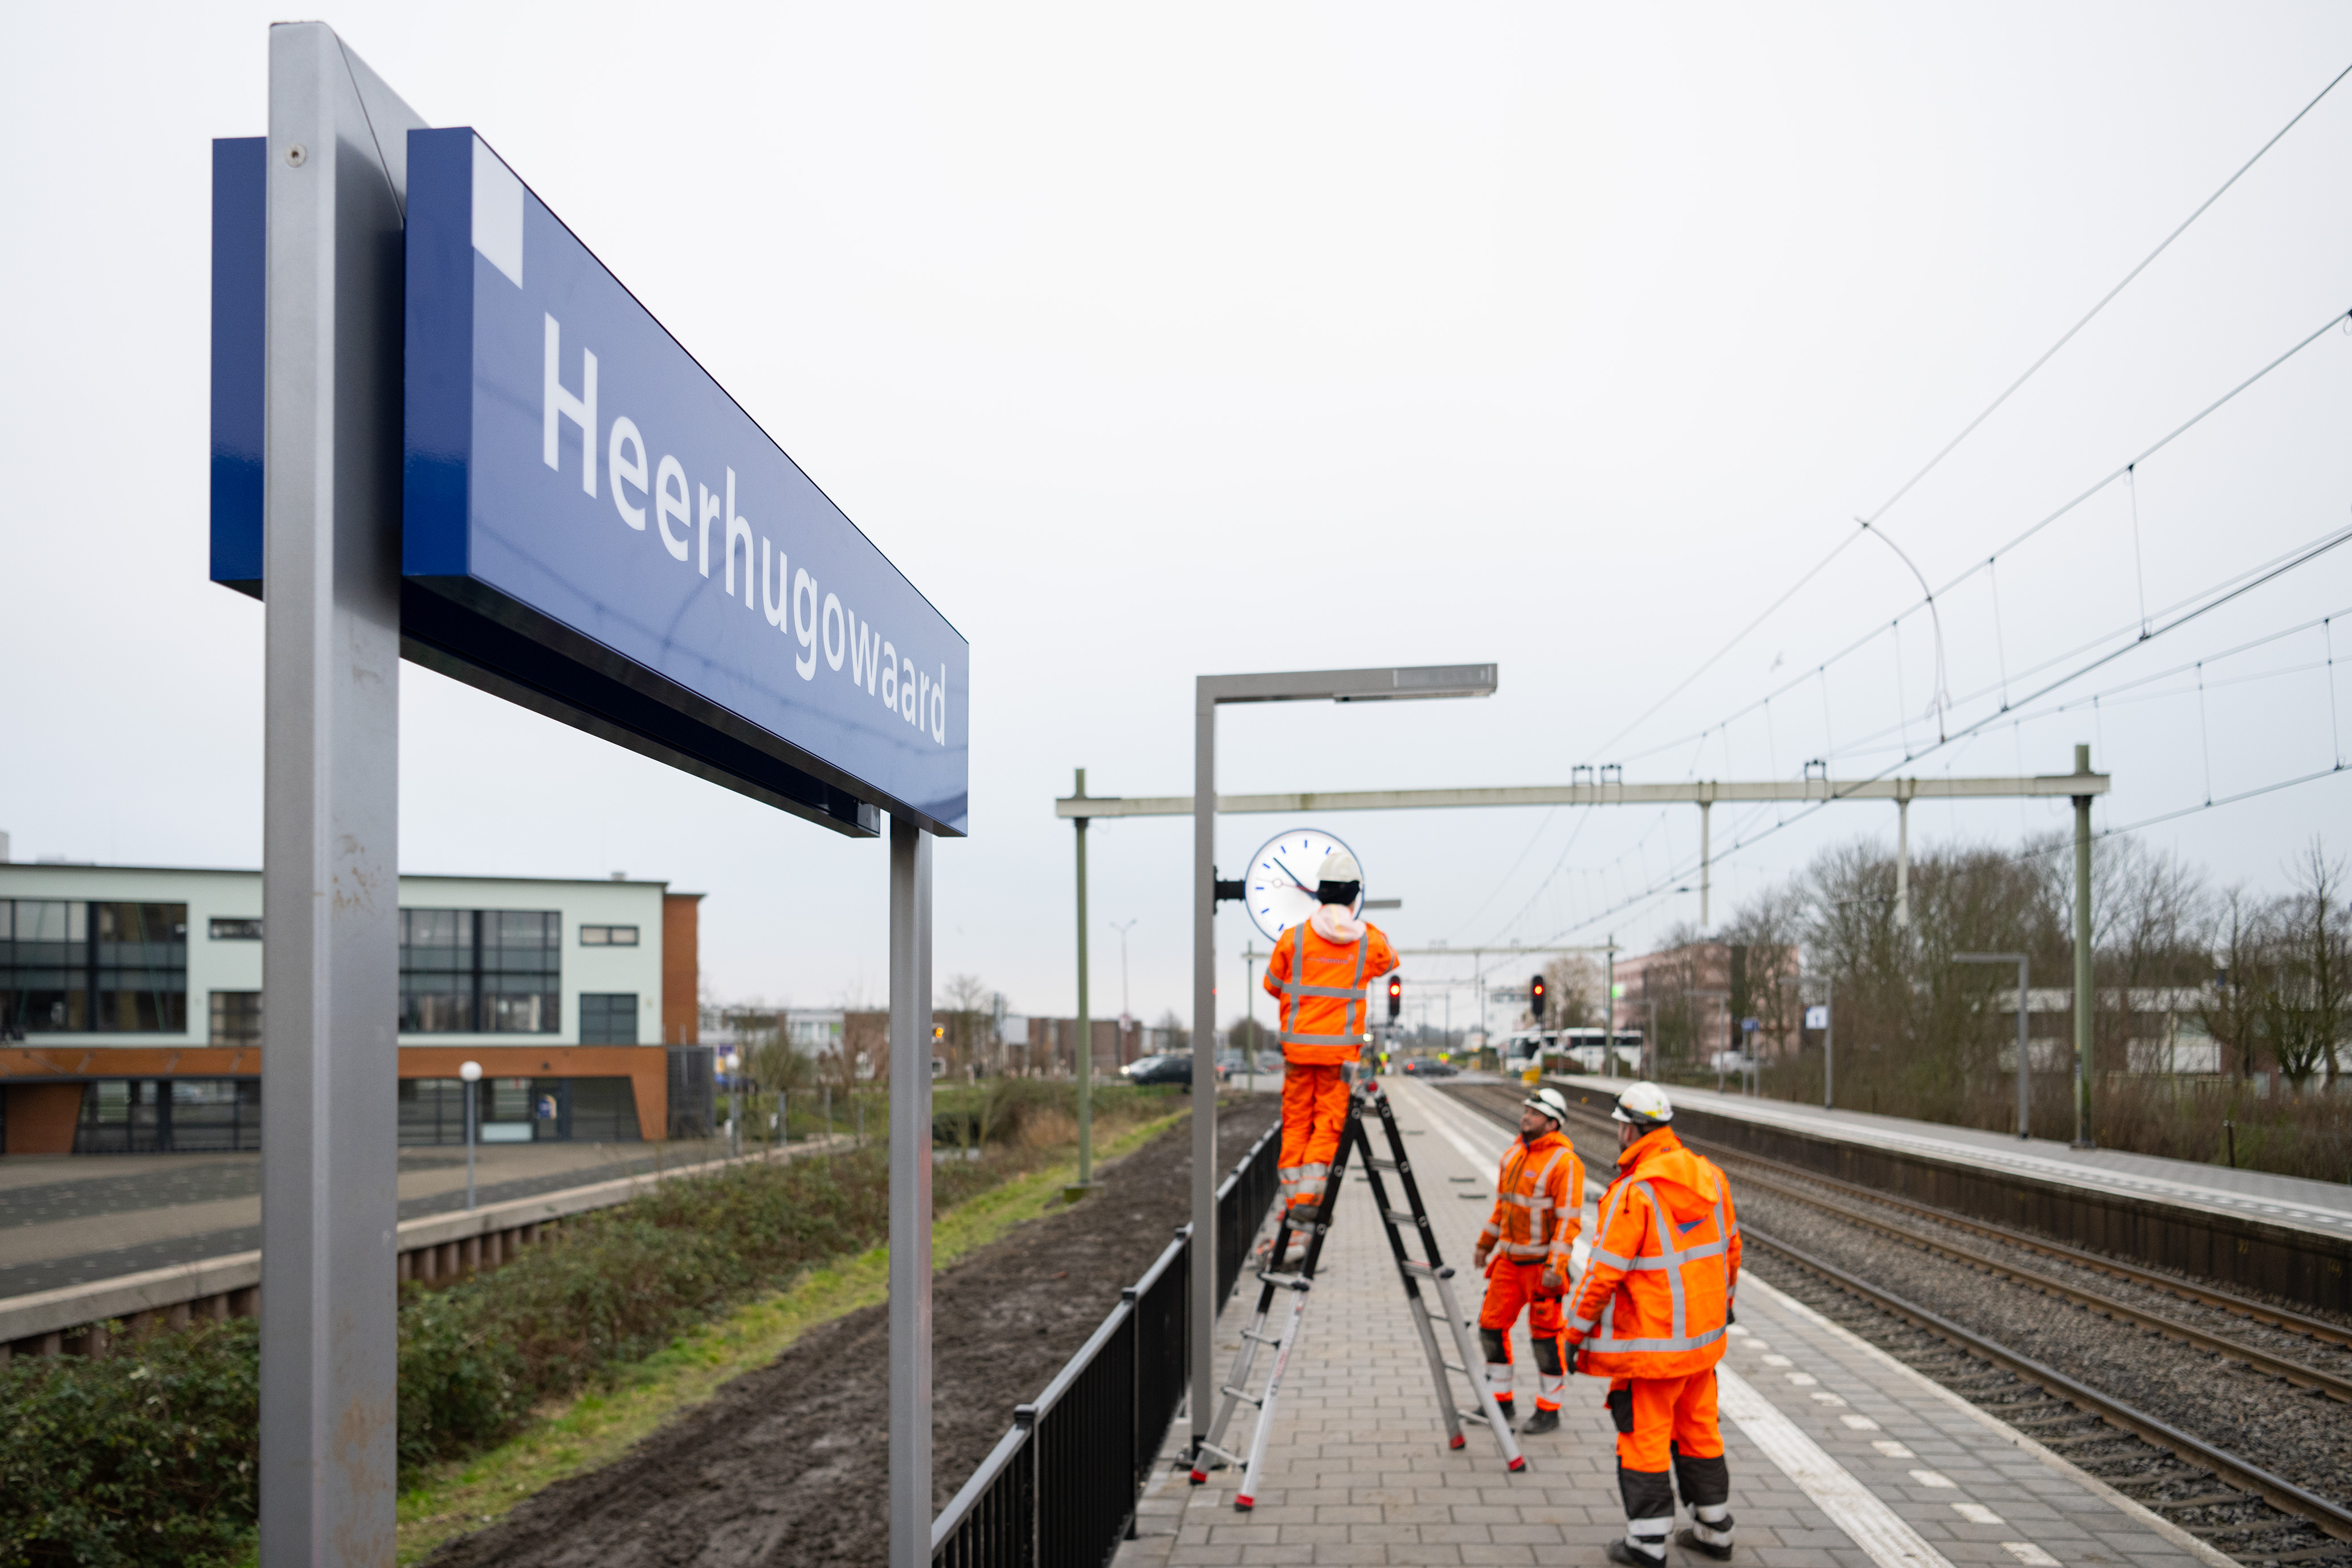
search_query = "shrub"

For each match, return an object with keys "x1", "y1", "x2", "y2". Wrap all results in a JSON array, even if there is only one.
[{"x1": 0, "y1": 1318, "x2": 260, "y2": 1568}]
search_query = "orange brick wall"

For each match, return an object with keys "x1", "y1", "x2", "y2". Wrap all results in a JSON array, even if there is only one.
[
  {"x1": 663, "y1": 892, "x2": 701, "y2": 1046},
  {"x1": 2, "y1": 1083, "x2": 87, "y2": 1154}
]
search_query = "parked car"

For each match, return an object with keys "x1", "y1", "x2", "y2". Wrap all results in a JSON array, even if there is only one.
[
  {"x1": 1125, "y1": 1053, "x2": 1194, "y2": 1089},
  {"x1": 1399, "y1": 1057, "x2": 1460, "y2": 1078}
]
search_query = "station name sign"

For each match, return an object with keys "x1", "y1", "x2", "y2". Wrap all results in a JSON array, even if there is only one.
[{"x1": 210, "y1": 131, "x2": 969, "y2": 838}]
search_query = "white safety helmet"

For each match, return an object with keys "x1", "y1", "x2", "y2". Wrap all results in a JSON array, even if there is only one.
[
  {"x1": 1522, "y1": 1085, "x2": 1571, "y2": 1127},
  {"x1": 1611, "y1": 1081, "x2": 1674, "y2": 1130},
  {"x1": 1317, "y1": 849, "x2": 1363, "y2": 883}
]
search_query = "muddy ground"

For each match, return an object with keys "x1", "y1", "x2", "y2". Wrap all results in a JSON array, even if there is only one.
[{"x1": 428, "y1": 1098, "x2": 1280, "y2": 1568}]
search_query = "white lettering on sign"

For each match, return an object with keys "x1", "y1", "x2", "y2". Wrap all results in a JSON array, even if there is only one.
[{"x1": 538, "y1": 313, "x2": 953, "y2": 747}]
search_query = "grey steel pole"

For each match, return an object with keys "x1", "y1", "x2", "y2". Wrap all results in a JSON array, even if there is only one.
[
  {"x1": 1073, "y1": 767, "x2": 1093, "y2": 1189},
  {"x1": 1823, "y1": 975, "x2": 1834, "y2": 1110},
  {"x1": 1602, "y1": 942, "x2": 1615, "y2": 1079},
  {"x1": 887, "y1": 815, "x2": 934, "y2": 1568},
  {"x1": 463, "y1": 1077, "x2": 477, "y2": 1209},
  {"x1": 2016, "y1": 956, "x2": 2031, "y2": 1140},
  {"x1": 2071, "y1": 744, "x2": 2096, "y2": 1148},
  {"x1": 1189, "y1": 681, "x2": 1218, "y2": 1462},
  {"x1": 259, "y1": 24, "x2": 418, "y2": 1565}
]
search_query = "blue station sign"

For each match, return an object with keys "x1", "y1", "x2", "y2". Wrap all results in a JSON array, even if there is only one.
[{"x1": 210, "y1": 131, "x2": 969, "y2": 838}]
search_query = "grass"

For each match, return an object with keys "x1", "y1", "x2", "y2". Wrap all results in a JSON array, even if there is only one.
[{"x1": 383, "y1": 1109, "x2": 1185, "y2": 1564}]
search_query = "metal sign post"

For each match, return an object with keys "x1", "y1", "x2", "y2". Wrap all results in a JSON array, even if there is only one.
[
  {"x1": 223, "y1": 27, "x2": 967, "y2": 1561},
  {"x1": 258, "y1": 23, "x2": 421, "y2": 1562},
  {"x1": 1188, "y1": 664, "x2": 1497, "y2": 1462},
  {"x1": 887, "y1": 818, "x2": 934, "y2": 1568}
]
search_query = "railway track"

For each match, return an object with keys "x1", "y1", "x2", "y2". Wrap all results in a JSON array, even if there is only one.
[{"x1": 1438, "y1": 1079, "x2": 2352, "y2": 1564}]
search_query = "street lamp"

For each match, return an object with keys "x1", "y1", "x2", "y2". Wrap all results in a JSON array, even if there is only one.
[
  {"x1": 1189, "y1": 661, "x2": 1497, "y2": 1463},
  {"x1": 723, "y1": 1050, "x2": 743, "y2": 1157},
  {"x1": 1955, "y1": 953, "x2": 2032, "y2": 1140},
  {"x1": 1111, "y1": 918, "x2": 1138, "y2": 1064},
  {"x1": 458, "y1": 1061, "x2": 483, "y2": 1210}
]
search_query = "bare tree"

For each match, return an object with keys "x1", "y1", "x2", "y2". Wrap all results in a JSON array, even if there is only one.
[{"x1": 2200, "y1": 886, "x2": 2269, "y2": 1081}]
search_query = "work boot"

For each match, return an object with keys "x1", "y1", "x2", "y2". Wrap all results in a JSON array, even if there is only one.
[
  {"x1": 1520, "y1": 1407, "x2": 1560, "y2": 1436},
  {"x1": 1604, "y1": 1543, "x2": 1664, "y2": 1567},
  {"x1": 1676, "y1": 1525, "x2": 1734, "y2": 1561}
]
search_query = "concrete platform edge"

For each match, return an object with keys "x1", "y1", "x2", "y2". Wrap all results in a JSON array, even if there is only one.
[{"x1": 1741, "y1": 1268, "x2": 2237, "y2": 1567}]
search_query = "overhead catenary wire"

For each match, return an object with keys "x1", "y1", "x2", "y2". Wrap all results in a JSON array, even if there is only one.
[
  {"x1": 1519, "y1": 528, "x2": 2352, "y2": 944},
  {"x1": 1612, "y1": 307, "x2": 2352, "y2": 772},
  {"x1": 1579, "y1": 60, "x2": 2352, "y2": 772}
]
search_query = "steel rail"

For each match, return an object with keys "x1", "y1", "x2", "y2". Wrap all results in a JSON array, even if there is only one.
[
  {"x1": 1721, "y1": 1161, "x2": 2352, "y2": 1403},
  {"x1": 1690, "y1": 1141, "x2": 2352, "y2": 1352},
  {"x1": 1478, "y1": 1081, "x2": 2352, "y2": 1373},
  {"x1": 1745, "y1": 1227, "x2": 2352, "y2": 1546}
]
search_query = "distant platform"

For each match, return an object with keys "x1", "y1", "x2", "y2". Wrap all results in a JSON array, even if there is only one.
[
  {"x1": 1550, "y1": 1075, "x2": 2352, "y2": 1240},
  {"x1": 1113, "y1": 1077, "x2": 2224, "y2": 1568}
]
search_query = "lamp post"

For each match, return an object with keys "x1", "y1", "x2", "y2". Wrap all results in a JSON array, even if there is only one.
[
  {"x1": 724, "y1": 1050, "x2": 742, "y2": 1158},
  {"x1": 458, "y1": 1061, "x2": 482, "y2": 1210},
  {"x1": 1112, "y1": 917, "x2": 1138, "y2": 1068},
  {"x1": 1956, "y1": 953, "x2": 2032, "y2": 1140},
  {"x1": 1189, "y1": 662, "x2": 1497, "y2": 1465}
]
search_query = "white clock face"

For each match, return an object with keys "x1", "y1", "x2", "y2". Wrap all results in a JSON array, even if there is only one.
[{"x1": 1244, "y1": 827, "x2": 1364, "y2": 942}]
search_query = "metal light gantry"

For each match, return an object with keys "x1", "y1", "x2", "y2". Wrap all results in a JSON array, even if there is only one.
[{"x1": 1059, "y1": 676, "x2": 2117, "y2": 1461}]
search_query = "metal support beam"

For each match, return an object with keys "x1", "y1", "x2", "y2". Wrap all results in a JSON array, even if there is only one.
[
  {"x1": 888, "y1": 815, "x2": 934, "y2": 1568},
  {"x1": 1894, "y1": 790, "x2": 1912, "y2": 930},
  {"x1": 1190, "y1": 684, "x2": 1217, "y2": 1462},
  {"x1": 259, "y1": 24, "x2": 419, "y2": 1564},
  {"x1": 1072, "y1": 768, "x2": 1093, "y2": 1190},
  {"x1": 1185, "y1": 663, "x2": 1497, "y2": 1463},
  {"x1": 2071, "y1": 745, "x2": 2097, "y2": 1150},
  {"x1": 1057, "y1": 771, "x2": 2109, "y2": 820},
  {"x1": 1699, "y1": 794, "x2": 1713, "y2": 929}
]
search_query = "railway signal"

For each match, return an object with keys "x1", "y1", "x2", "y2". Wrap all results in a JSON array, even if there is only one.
[
  {"x1": 1530, "y1": 974, "x2": 1546, "y2": 1022},
  {"x1": 1387, "y1": 974, "x2": 1402, "y2": 1021}
]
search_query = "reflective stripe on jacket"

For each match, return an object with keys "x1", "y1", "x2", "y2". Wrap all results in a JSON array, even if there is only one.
[
  {"x1": 1264, "y1": 919, "x2": 1399, "y2": 1065},
  {"x1": 1567, "y1": 1126, "x2": 1741, "y2": 1380},
  {"x1": 1477, "y1": 1129, "x2": 1584, "y2": 1271}
]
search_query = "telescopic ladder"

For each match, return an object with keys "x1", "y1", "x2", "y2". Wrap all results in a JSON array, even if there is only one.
[{"x1": 1190, "y1": 1079, "x2": 1523, "y2": 1510}]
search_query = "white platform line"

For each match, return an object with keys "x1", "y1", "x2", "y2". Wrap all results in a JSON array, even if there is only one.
[{"x1": 1715, "y1": 1366, "x2": 1957, "y2": 1568}]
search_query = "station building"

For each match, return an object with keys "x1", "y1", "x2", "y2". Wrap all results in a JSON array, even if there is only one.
[{"x1": 0, "y1": 860, "x2": 703, "y2": 1155}]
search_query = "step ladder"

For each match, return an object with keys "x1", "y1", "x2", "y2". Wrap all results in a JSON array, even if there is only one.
[{"x1": 1190, "y1": 1079, "x2": 1523, "y2": 1510}]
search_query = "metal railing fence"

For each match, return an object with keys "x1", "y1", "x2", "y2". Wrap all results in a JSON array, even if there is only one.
[{"x1": 933, "y1": 1124, "x2": 1279, "y2": 1567}]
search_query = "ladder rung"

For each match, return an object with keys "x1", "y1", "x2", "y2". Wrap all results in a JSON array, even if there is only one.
[
  {"x1": 1363, "y1": 1157, "x2": 1400, "y2": 1171},
  {"x1": 1220, "y1": 1386, "x2": 1264, "y2": 1406},
  {"x1": 1381, "y1": 1209, "x2": 1420, "y2": 1227},
  {"x1": 1241, "y1": 1329, "x2": 1281, "y2": 1345},
  {"x1": 1197, "y1": 1442, "x2": 1242, "y2": 1467},
  {"x1": 1442, "y1": 1362, "x2": 1468, "y2": 1377}
]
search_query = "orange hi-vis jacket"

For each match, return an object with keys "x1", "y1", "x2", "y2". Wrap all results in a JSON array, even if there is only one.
[
  {"x1": 1566, "y1": 1126, "x2": 1741, "y2": 1381},
  {"x1": 1478, "y1": 1128, "x2": 1585, "y2": 1274},
  {"x1": 1264, "y1": 915, "x2": 1399, "y2": 1066}
]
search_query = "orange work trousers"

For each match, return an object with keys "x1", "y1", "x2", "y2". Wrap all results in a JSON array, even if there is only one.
[
  {"x1": 1479, "y1": 1259, "x2": 1569, "y2": 1411},
  {"x1": 1279, "y1": 1061, "x2": 1351, "y2": 1215},
  {"x1": 1608, "y1": 1369, "x2": 1724, "y2": 1472}
]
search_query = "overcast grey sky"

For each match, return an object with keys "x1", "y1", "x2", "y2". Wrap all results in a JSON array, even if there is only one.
[{"x1": 3, "y1": 4, "x2": 2349, "y2": 1030}]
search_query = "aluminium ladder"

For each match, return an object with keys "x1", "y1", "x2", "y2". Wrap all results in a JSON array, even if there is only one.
[{"x1": 1190, "y1": 1078, "x2": 1523, "y2": 1510}]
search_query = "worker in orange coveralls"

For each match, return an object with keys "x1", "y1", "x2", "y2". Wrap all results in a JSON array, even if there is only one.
[
  {"x1": 1471, "y1": 1085, "x2": 1585, "y2": 1434},
  {"x1": 1564, "y1": 1082, "x2": 1742, "y2": 1565},
  {"x1": 1262, "y1": 850, "x2": 1397, "y2": 1228}
]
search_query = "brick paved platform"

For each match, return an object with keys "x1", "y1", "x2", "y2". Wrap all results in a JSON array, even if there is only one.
[{"x1": 1115, "y1": 1079, "x2": 2228, "y2": 1568}]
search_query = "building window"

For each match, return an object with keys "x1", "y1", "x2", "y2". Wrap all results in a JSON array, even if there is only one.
[
  {"x1": 75, "y1": 1077, "x2": 260, "y2": 1153},
  {"x1": 579, "y1": 992, "x2": 639, "y2": 1044},
  {"x1": 578, "y1": 925, "x2": 639, "y2": 946},
  {"x1": 209, "y1": 917, "x2": 263, "y2": 941},
  {"x1": 398, "y1": 908, "x2": 560, "y2": 1034},
  {"x1": 211, "y1": 990, "x2": 263, "y2": 1046},
  {"x1": 0, "y1": 900, "x2": 187, "y2": 1035}
]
